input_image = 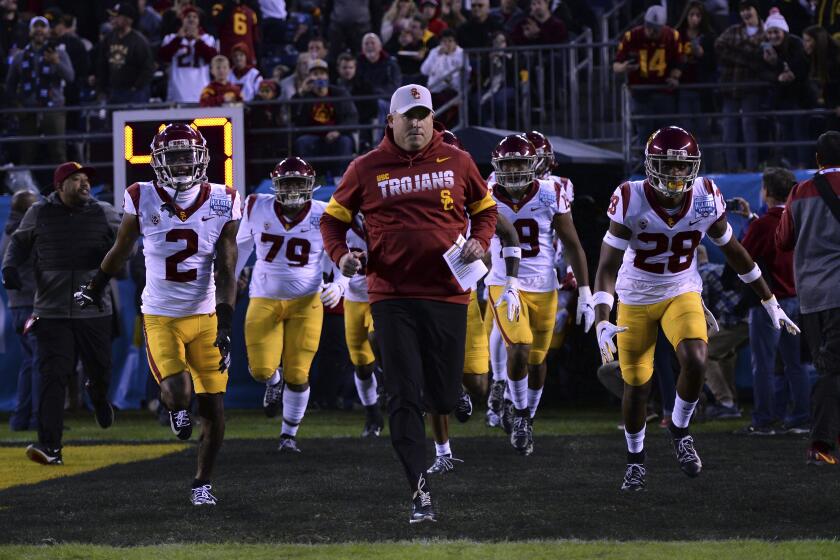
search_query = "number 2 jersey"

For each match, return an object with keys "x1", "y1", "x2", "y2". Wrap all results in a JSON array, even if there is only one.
[
  {"x1": 608, "y1": 177, "x2": 726, "y2": 305},
  {"x1": 236, "y1": 195, "x2": 327, "y2": 300},
  {"x1": 124, "y1": 181, "x2": 241, "y2": 317},
  {"x1": 485, "y1": 178, "x2": 571, "y2": 292}
]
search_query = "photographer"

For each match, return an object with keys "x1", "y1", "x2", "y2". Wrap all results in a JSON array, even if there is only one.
[
  {"x1": 5, "y1": 16, "x2": 74, "y2": 176},
  {"x1": 158, "y1": 5, "x2": 217, "y2": 103}
]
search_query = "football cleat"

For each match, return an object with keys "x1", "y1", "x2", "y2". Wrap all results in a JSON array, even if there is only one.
[
  {"x1": 511, "y1": 412, "x2": 533, "y2": 456},
  {"x1": 190, "y1": 484, "x2": 217, "y2": 506},
  {"x1": 409, "y1": 476, "x2": 436, "y2": 524},
  {"x1": 454, "y1": 390, "x2": 473, "y2": 423},
  {"x1": 263, "y1": 379, "x2": 284, "y2": 418},
  {"x1": 500, "y1": 399, "x2": 515, "y2": 435},
  {"x1": 278, "y1": 434, "x2": 301, "y2": 452},
  {"x1": 25, "y1": 443, "x2": 63, "y2": 465},
  {"x1": 806, "y1": 446, "x2": 838, "y2": 466},
  {"x1": 672, "y1": 434, "x2": 702, "y2": 477},
  {"x1": 485, "y1": 409, "x2": 500, "y2": 428},
  {"x1": 426, "y1": 454, "x2": 463, "y2": 475},
  {"x1": 362, "y1": 406, "x2": 384, "y2": 437},
  {"x1": 487, "y1": 380, "x2": 506, "y2": 415},
  {"x1": 620, "y1": 463, "x2": 646, "y2": 491},
  {"x1": 169, "y1": 410, "x2": 193, "y2": 440}
]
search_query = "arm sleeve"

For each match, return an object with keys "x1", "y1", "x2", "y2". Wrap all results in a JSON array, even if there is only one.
[
  {"x1": 606, "y1": 182, "x2": 631, "y2": 227},
  {"x1": 320, "y1": 161, "x2": 362, "y2": 264},
  {"x1": 614, "y1": 32, "x2": 631, "y2": 63},
  {"x1": 194, "y1": 34, "x2": 218, "y2": 63},
  {"x1": 5, "y1": 54, "x2": 20, "y2": 100},
  {"x1": 776, "y1": 186, "x2": 798, "y2": 251},
  {"x1": 2, "y1": 205, "x2": 38, "y2": 270},
  {"x1": 158, "y1": 34, "x2": 181, "y2": 62},
  {"x1": 234, "y1": 197, "x2": 254, "y2": 278},
  {"x1": 200, "y1": 85, "x2": 219, "y2": 107},
  {"x1": 56, "y1": 49, "x2": 75, "y2": 83},
  {"x1": 464, "y1": 156, "x2": 497, "y2": 250},
  {"x1": 123, "y1": 184, "x2": 139, "y2": 215}
]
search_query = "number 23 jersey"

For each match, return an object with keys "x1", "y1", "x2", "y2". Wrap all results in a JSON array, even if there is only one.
[
  {"x1": 608, "y1": 178, "x2": 726, "y2": 305},
  {"x1": 124, "y1": 181, "x2": 241, "y2": 317}
]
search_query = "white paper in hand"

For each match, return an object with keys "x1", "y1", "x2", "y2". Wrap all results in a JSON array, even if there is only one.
[{"x1": 443, "y1": 234, "x2": 488, "y2": 291}]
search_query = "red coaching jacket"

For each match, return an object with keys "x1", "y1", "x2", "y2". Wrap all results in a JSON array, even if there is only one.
[{"x1": 321, "y1": 128, "x2": 497, "y2": 305}]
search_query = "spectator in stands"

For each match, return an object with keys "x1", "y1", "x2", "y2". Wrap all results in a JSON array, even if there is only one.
[
  {"x1": 440, "y1": 0, "x2": 467, "y2": 30},
  {"x1": 325, "y1": 0, "x2": 378, "y2": 62},
  {"x1": 492, "y1": 0, "x2": 525, "y2": 36},
  {"x1": 279, "y1": 51, "x2": 311, "y2": 99},
  {"x1": 292, "y1": 58, "x2": 358, "y2": 176},
  {"x1": 777, "y1": 132, "x2": 840, "y2": 465},
  {"x1": 337, "y1": 52, "x2": 377, "y2": 124},
  {"x1": 761, "y1": 9, "x2": 812, "y2": 168},
  {"x1": 246, "y1": 79, "x2": 285, "y2": 165},
  {"x1": 229, "y1": 42, "x2": 262, "y2": 101},
  {"x1": 420, "y1": 0, "x2": 448, "y2": 37},
  {"x1": 358, "y1": 33, "x2": 402, "y2": 120},
  {"x1": 137, "y1": 0, "x2": 163, "y2": 49},
  {"x1": 97, "y1": 3, "x2": 155, "y2": 104},
  {"x1": 387, "y1": 25, "x2": 427, "y2": 83},
  {"x1": 553, "y1": 0, "x2": 597, "y2": 37},
  {"x1": 308, "y1": 36, "x2": 330, "y2": 66},
  {"x1": 51, "y1": 13, "x2": 88, "y2": 160},
  {"x1": 0, "y1": 0, "x2": 29, "y2": 60},
  {"x1": 6, "y1": 17, "x2": 75, "y2": 167},
  {"x1": 511, "y1": 0, "x2": 568, "y2": 45},
  {"x1": 381, "y1": 0, "x2": 417, "y2": 44},
  {"x1": 457, "y1": 0, "x2": 503, "y2": 49},
  {"x1": 159, "y1": 6, "x2": 217, "y2": 103},
  {"x1": 734, "y1": 167, "x2": 809, "y2": 435},
  {"x1": 715, "y1": 0, "x2": 765, "y2": 172},
  {"x1": 613, "y1": 5, "x2": 682, "y2": 140},
  {"x1": 697, "y1": 245, "x2": 748, "y2": 420},
  {"x1": 259, "y1": 0, "x2": 289, "y2": 49},
  {"x1": 803, "y1": 25, "x2": 840, "y2": 133},
  {"x1": 472, "y1": 30, "x2": 516, "y2": 128},
  {"x1": 213, "y1": 0, "x2": 259, "y2": 65},
  {"x1": 200, "y1": 54, "x2": 243, "y2": 106},
  {"x1": 1, "y1": 190, "x2": 41, "y2": 431},
  {"x1": 420, "y1": 28, "x2": 469, "y2": 126},
  {"x1": 160, "y1": 0, "x2": 200, "y2": 38},
  {"x1": 675, "y1": 1, "x2": 717, "y2": 165}
]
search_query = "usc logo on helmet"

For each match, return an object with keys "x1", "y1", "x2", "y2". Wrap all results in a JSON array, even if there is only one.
[{"x1": 440, "y1": 189, "x2": 453, "y2": 211}]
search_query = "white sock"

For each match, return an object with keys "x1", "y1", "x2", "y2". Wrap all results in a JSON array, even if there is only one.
[
  {"x1": 489, "y1": 325, "x2": 508, "y2": 382},
  {"x1": 719, "y1": 398, "x2": 735, "y2": 408},
  {"x1": 527, "y1": 388, "x2": 543, "y2": 418},
  {"x1": 267, "y1": 368, "x2": 281, "y2": 386},
  {"x1": 509, "y1": 377, "x2": 528, "y2": 410},
  {"x1": 435, "y1": 440, "x2": 451, "y2": 457},
  {"x1": 672, "y1": 394, "x2": 698, "y2": 429},
  {"x1": 354, "y1": 373, "x2": 378, "y2": 407},
  {"x1": 625, "y1": 425, "x2": 646, "y2": 454},
  {"x1": 281, "y1": 387, "x2": 310, "y2": 437}
]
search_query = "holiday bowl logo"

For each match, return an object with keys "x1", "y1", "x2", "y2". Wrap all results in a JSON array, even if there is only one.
[{"x1": 209, "y1": 193, "x2": 233, "y2": 216}]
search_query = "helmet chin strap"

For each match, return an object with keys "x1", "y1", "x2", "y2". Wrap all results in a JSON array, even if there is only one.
[{"x1": 164, "y1": 181, "x2": 201, "y2": 206}]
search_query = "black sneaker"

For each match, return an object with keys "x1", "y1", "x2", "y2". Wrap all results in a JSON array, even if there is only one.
[
  {"x1": 362, "y1": 406, "x2": 384, "y2": 437},
  {"x1": 672, "y1": 434, "x2": 702, "y2": 477},
  {"x1": 169, "y1": 410, "x2": 193, "y2": 440},
  {"x1": 278, "y1": 434, "x2": 301, "y2": 452},
  {"x1": 409, "y1": 476, "x2": 436, "y2": 524},
  {"x1": 454, "y1": 390, "x2": 473, "y2": 423},
  {"x1": 734, "y1": 424, "x2": 776, "y2": 436},
  {"x1": 511, "y1": 411, "x2": 533, "y2": 455},
  {"x1": 190, "y1": 484, "x2": 217, "y2": 506},
  {"x1": 780, "y1": 422, "x2": 810, "y2": 435},
  {"x1": 487, "y1": 380, "x2": 506, "y2": 416},
  {"x1": 426, "y1": 453, "x2": 463, "y2": 474},
  {"x1": 263, "y1": 378, "x2": 284, "y2": 418},
  {"x1": 500, "y1": 399, "x2": 514, "y2": 435},
  {"x1": 25, "y1": 443, "x2": 63, "y2": 465},
  {"x1": 620, "y1": 462, "x2": 646, "y2": 491}
]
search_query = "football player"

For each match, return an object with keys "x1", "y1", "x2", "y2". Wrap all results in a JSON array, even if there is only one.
[
  {"x1": 486, "y1": 134, "x2": 594, "y2": 456},
  {"x1": 593, "y1": 126, "x2": 800, "y2": 491},
  {"x1": 77, "y1": 123, "x2": 240, "y2": 506},
  {"x1": 426, "y1": 127, "x2": 522, "y2": 474},
  {"x1": 235, "y1": 156, "x2": 346, "y2": 452}
]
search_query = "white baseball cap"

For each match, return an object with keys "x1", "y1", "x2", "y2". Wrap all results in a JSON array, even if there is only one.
[
  {"x1": 389, "y1": 84, "x2": 434, "y2": 115},
  {"x1": 644, "y1": 5, "x2": 666, "y2": 27}
]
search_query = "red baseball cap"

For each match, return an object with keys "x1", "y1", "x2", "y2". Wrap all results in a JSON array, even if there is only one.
[{"x1": 54, "y1": 161, "x2": 96, "y2": 188}]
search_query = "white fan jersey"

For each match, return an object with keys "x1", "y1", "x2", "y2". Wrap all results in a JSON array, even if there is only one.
[
  {"x1": 161, "y1": 33, "x2": 215, "y2": 102},
  {"x1": 237, "y1": 195, "x2": 327, "y2": 300},
  {"x1": 124, "y1": 181, "x2": 241, "y2": 317},
  {"x1": 344, "y1": 221, "x2": 369, "y2": 303},
  {"x1": 486, "y1": 179, "x2": 570, "y2": 292},
  {"x1": 608, "y1": 177, "x2": 726, "y2": 305},
  {"x1": 229, "y1": 66, "x2": 262, "y2": 101}
]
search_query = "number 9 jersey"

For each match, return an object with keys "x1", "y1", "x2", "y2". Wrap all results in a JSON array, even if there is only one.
[
  {"x1": 607, "y1": 177, "x2": 726, "y2": 305},
  {"x1": 124, "y1": 181, "x2": 241, "y2": 317}
]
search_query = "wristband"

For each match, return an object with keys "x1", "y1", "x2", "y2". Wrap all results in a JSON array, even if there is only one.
[
  {"x1": 502, "y1": 246, "x2": 522, "y2": 259},
  {"x1": 709, "y1": 222, "x2": 733, "y2": 246},
  {"x1": 738, "y1": 264, "x2": 762, "y2": 284},
  {"x1": 603, "y1": 232, "x2": 629, "y2": 251},
  {"x1": 215, "y1": 303, "x2": 233, "y2": 329},
  {"x1": 504, "y1": 276, "x2": 519, "y2": 289},
  {"x1": 593, "y1": 291, "x2": 615, "y2": 310}
]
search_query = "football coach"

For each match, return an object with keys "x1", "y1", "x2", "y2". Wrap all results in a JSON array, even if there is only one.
[{"x1": 321, "y1": 84, "x2": 497, "y2": 523}]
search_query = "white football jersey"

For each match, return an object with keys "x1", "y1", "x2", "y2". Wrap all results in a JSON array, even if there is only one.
[
  {"x1": 549, "y1": 175, "x2": 574, "y2": 203},
  {"x1": 608, "y1": 177, "x2": 726, "y2": 305},
  {"x1": 162, "y1": 33, "x2": 215, "y2": 102},
  {"x1": 486, "y1": 179, "x2": 570, "y2": 292},
  {"x1": 124, "y1": 181, "x2": 241, "y2": 317},
  {"x1": 237, "y1": 195, "x2": 327, "y2": 300},
  {"x1": 344, "y1": 220, "x2": 369, "y2": 303}
]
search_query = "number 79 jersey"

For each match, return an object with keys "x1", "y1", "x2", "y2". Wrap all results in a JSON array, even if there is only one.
[
  {"x1": 608, "y1": 178, "x2": 726, "y2": 305},
  {"x1": 124, "y1": 181, "x2": 241, "y2": 317}
]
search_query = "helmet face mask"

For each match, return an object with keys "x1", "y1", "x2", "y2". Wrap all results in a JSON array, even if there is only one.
[
  {"x1": 644, "y1": 126, "x2": 701, "y2": 198},
  {"x1": 491, "y1": 134, "x2": 538, "y2": 197},
  {"x1": 525, "y1": 130, "x2": 554, "y2": 179},
  {"x1": 150, "y1": 125, "x2": 209, "y2": 192},
  {"x1": 272, "y1": 175, "x2": 315, "y2": 210}
]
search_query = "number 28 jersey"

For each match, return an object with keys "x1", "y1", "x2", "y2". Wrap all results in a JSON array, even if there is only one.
[
  {"x1": 124, "y1": 181, "x2": 241, "y2": 317},
  {"x1": 608, "y1": 178, "x2": 726, "y2": 305}
]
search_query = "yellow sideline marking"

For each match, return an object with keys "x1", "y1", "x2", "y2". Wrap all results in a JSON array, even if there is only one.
[{"x1": 0, "y1": 444, "x2": 188, "y2": 491}]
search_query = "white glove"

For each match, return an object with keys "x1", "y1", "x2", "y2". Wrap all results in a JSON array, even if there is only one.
[
  {"x1": 320, "y1": 278, "x2": 347, "y2": 309},
  {"x1": 495, "y1": 276, "x2": 521, "y2": 322},
  {"x1": 576, "y1": 286, "x2": 595, "y2": 333},
  {"x1": 761, "y1": 295, "x2": 801, "y2": 335},
  {"x1": 701, "y1": 298, "x2": 719, "y2": 336},
  {"x1": 596, "y1": 320, "x2": 628, "y2": 365}
]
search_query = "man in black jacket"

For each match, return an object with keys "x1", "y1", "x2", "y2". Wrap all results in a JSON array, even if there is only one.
[
  {"x1": 2, "y1": 162, "x2": 121, "y2": 465},
  {"x1": 96, "y1": 3, "x2": 154, "y2": 104}
]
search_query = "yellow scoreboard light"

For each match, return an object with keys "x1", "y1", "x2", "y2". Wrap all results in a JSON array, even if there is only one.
[{"x1": 112, "y1": 107, "x2": 245, "y2": 209}]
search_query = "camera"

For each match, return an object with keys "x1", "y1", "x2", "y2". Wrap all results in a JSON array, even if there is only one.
[{"x1": 725, "y1": 199, "x2": 741, "y2": 212}]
